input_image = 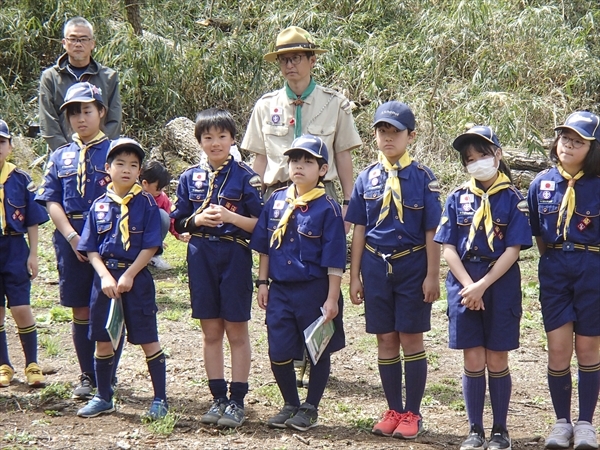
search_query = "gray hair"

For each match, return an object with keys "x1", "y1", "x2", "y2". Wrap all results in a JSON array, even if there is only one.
[{"x1": 63, "y1": 17, "x2": 94, "y2": 38}]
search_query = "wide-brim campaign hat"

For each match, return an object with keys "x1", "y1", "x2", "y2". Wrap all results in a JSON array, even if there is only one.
[
  {"x1": 60, "y1": 82, "x2": 105, "y2": 111},
  {"x1": 107, "y1": 137, "x2": 145, "y2": 163},
  {"x1": 453, "y1": 125, "x2": 502, "y2": 150},
  {"x1": 284, "y1": 134, "x2": 329, "y2": 163},
  {"x1": 0, "y1": 119, "x2": 11, "y2": 139},
  {"x1": 264, "y1": 26, "x2": 327, "y2": 62},
  {"x1": 555, "y1": 111, "x2": 600, "y2": 141}
]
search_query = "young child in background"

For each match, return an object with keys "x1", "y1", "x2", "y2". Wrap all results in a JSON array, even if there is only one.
[
  {"x1": 346, "y1": 101, "x2": 441, "y2": 440},
  {"x1": 435, "y1": 125, "x2": 532, "y2": 450},
  {"x1": 527, "y1": 112, "x2": 600, "y2": 450},
  {"x1": 0, "y1": 119, "x2": 49, "y2": 388}
]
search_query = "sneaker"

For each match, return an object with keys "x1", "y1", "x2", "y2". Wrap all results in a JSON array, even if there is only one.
[
  {"x1": 372, "y1": 409, "x2": 403, "y2": 436},
  {"x1": 217, "y1": 402, "x2": 245, "y2": 428},
  {"x1": 461, "y1": 423, "x2": 487, "y2": 450},
  {"x1": 0, "y1": 364, "x2": 15, "y2": 387},
  {"x1": 285, "y1": 402, "x2": 318, "y2": 431},
  {"x1": 574, "y1": 421, "x2": 598, "y2": 450},
  {"x1": 200, "y1": 398, "x2": 228, "y2": 424},
  {"x1": 145, "y1": 399, "x2": 168, "y2": 421},
  {"x1": 268, "y1": 404, "x2": 299, "y2": 429},
  {"x1": 393, "y1": 411, "x2": 423, "y2": 439},
  {"x1": 546, "y1": 419, "x2": 574, "y2": 449},
  {"x1": 488, "y1": 424, "x2": 511, "y2": 450},
  {"x1": 25, "y1": 363, "x2": 46, "y2": 387},
  {"x1": 72, "y1": 373, "x2": 95, "y2": 400},
  {"x1": 77, "y1": 395, "x2": 115, "y2": 418},
  {"x1": 150, "y1": 256, "x2": 172, "y2": 270}
]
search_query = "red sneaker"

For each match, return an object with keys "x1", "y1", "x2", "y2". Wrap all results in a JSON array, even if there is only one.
[
  {"x1": 393, "y1": 411, "x2": 423, "y2": 439},
  {"x1": 372, "y1": 409, "x2": 403, "y2": 436}
]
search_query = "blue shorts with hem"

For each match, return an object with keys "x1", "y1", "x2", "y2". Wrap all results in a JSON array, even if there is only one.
[
  {"x1": 447, "y1": 261, "x2": 522, "y2": 351},
  {"x1": 188, "y1": 236, "x2": 253, "y2": 322},
  {"x1": 0, "y1": 235, "x2": 31, "y2": 308},
  {"x1": 361, "y1": 246, "x2": 431, "y2": 334},
  {"x1": 266, "y1": 278, "x2": 345, "y2": 362},
  {"x1": 89, "y1": 267, "x2": 158, "y2": 345},
  {"x1": 539, "y1": 250, "x2": 600, "y2": 336}
]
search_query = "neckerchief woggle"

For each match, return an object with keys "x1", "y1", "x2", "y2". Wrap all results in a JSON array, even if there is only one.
[{"x1": 285, "y1": 78, "x2": 316, "y2": 138}]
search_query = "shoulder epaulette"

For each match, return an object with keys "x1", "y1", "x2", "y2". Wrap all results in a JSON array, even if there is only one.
[
  {"x1": 260, "y1": 90, "x2": 280, "y2": 100},
  {"x1": 532, "y1": 167, "x2": 553, "y2": 180},
  {"x1": 414, "y1": 162, "x2": 437, "y2": 181},
  {"x1": 324, "y1": 195, "x2": 343, "y2": 217}
]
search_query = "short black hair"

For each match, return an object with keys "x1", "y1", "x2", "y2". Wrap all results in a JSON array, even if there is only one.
[
  {"x1": 286, "y1": 149, "x2": 328, "y2": 182},
  {"x1": 454, "y1": 136, "x2": 513, "y2": 182},
  {"x1": 549, "y1": 133, "x2": 600, "y2": 176},
  {"x1": 107, "y1": 147, "x2": 143, "y2": 166},
  {"x1": 194, "y1": 108, "x2": 236, "y2": 142},
  {"x1": 65, "y1": 101, "x2": 106, "y2": 130},
  {"x1": 375, "y1": 121, "x2": 414, "y2": 134},
  {"x1": 140, "y1": 160, "x2": 170, "y2": 190}
]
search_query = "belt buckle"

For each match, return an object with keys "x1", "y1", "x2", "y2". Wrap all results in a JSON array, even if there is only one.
[
  {"x1": 106, "y1": 259, "x2": 119, "y2": 269},
  {"x1": 208, "y1": 235, "x2": 220, "y2": 242},
  {"x1": 562, "y1": 242, "x2": 574, "y2": 252},
  {"x1": 469, "y1": 255, "x2": 481, "y2": 262}
]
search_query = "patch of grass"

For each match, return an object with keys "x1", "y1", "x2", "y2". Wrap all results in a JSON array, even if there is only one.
[
  {"x1": 355, "y1": 334, "x2": 377, "y2": 353},
  {"x1": 254, "y1": 382, "x2": 282, "y2": 405},
  {"x1": 426, "y1": 381, "x2": 462, "y2": 405},
  {"x1": 2, "y1": 430, "x2": 35, "y2": 445},
  {"x1": 39, "y1": 335, "x2": 61, "y2": 356},
  {"x1": 43, "y1": 410, "x2": 61, "y2": 417},
  {"x1": 49, "y1": 306, "x2": 71, "y2": 323},
  {"x1": 348, "y1": 415, "x2": 375, "y2": 432},
  {"x1": 427, "y1": 351, "x2": 440, "y2": 370},
  {"x1": 39, "y1": 382, "x2": 71, "y2": 402},
  {"x1": 160, "y1": 309, "x2": 184, "y2": 321},
  {"x1": 143, "y1": 410, "x2": 180, "y2": 435}
]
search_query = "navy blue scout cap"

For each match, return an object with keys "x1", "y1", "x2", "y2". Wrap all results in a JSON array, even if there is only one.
[
  {"x1": 0, "y1": 120, "x2": 11, "y2": 139},
  {"x1": 372, "y1": 101, "x2": 416, "y2": 131},
  {"x1": 60, "y1": 82, "x2": 105, "y2": 111},
  {"x1": 284, "y1": 134, "x2": 329, "y2": 163},
  {"x1": 452, "y1": 125, "x2": 502, "y2": 150},
  {"x1": 555, "y1": 111, "x2": 600, "y2": 141},
  {"x1": 107, "y1": 137, "x2": 145, "y2": 163}
]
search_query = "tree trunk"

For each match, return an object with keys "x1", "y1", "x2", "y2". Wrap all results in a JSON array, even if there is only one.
[{"x1": 124, "y1": 0, "x2": 143, "y2": 36}]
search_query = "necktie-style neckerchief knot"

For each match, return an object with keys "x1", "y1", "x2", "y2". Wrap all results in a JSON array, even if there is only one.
[
  {"x1": 556, "y1": 164, "x2": 585, "y2": 239},
  {"x1": 270, "y1": 183, "x2": 326, "y2": 249},
  {"x1": 285, "y1": 78, "x2": 316, "y2": 139},
  {"x1": 105, "y1": 182, "x2": 143, "y2": 250},
  {"x1": 184, "y1": 155, "x2": 232, "y2": 228},
  {"x1": 72, "y1": 131, "x2": 108, "y2": 197},
  {"x1": 466, "y1": 172, "x2": 512, "y2": 251},
  {"x1": 0, "y1": 162, "x2": 17, "y2": 233},
  {"x1": 376, "y1": 151, "x2": 412, "y2": 226}
]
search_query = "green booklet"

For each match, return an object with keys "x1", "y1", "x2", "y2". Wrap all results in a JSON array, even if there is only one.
[
  {"x1": 105, "y1": 297, "x2": 124, "y2": 350},
  {"x1": 304, "y1": 308, "x2": 335, "y2": 365}
]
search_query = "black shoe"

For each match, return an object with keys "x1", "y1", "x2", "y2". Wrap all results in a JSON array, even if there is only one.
[
  {"x1": 461, "y1": 423, "x2": 487, "y2": 450},
  {"x1": 284, "y1": 402, "x2": 318, "y2": 431},
  {"x1": 267, "y1": 403, "x2": 299, "y2": 429},
  {"x1": 489, "y1": 424, "x2": 511, "y2": 450}
]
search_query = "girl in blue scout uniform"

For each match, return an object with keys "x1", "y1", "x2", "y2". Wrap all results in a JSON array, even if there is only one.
[
  {"x1": 35, "y1": 82, "x2": 121, "y2": 400},
  {"x1": 434, "y1": 126, "x2": 532, "y2": 450},
  {"x1": 346, "y1": 101, "x2": 441, "y2": 440},
  {"x1": 527, "y1": 111, "x2": 600, "y2": 450},
  {"x1": 250, "y1": 135, "x2": 346, "y2": 432},
  {"x1": 76, "y1": 138, "x2": 168, "y2": 420},
  {"x1": 171, "y1": 109, "x2": 263, "y2": 428},
  {"x1": 0, "y1": 119, "x2": 49, "y2": 388}
]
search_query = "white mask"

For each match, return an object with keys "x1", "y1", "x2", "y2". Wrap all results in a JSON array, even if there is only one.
[{"x1": 466, "y1": 156, "x2": 498, "y2": 181}]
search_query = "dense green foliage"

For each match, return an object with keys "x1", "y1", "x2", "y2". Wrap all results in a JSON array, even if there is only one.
[{"x1": 2, "y1": 0, "x2": 599, "y2": 163}]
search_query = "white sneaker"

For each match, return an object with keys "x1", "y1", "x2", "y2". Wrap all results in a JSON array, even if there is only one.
[
  {"x1": 546, "y1": 419, "x2": 573, "y2": 449},
  {"x1": 150, "y1": 256, "x2": 172, "y2": 270},
  {"x1": 574, "y1": 421, "x2": 598, "y2": 450}
]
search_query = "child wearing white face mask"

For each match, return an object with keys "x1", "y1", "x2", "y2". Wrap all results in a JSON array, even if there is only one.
[{"x1": 434, "y1": 126, "x2": 532, "y2": 450}]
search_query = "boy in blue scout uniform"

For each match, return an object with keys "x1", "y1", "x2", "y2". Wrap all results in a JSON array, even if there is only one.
[
  {"x1": 346, "y1": 101, "x2": 441, "y2": 440},
  {"x1": 527, "y1": 112, "x2": 600, "y2": 450},
  {"x1": 0, "y1": 120, "x2": 49, "y2": 388},
  {"x1": 35, "y1": 82, "x2": 122, "y2": 400},
  {"x1": 435, "y1": 126, "x2": 532, "y2": 450},
  {"x1": 170, "y1": 108, "x2": 263, "y2": 428},
  {"x1": 76, "y1": 138, "x2": 167, "y2": 420},
  {"x1": 250, "y1": 134, "x2": 347, "y2": 431}
]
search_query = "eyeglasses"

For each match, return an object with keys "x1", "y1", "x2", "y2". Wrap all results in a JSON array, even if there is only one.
[
  {"x1": 277, "y1": 54, "x2": 306, "y2": 66},
  {"x1": 65, "y1": 37, "x2": 92, "y2": 44},
  {"x1": 559, "y1": 134, "x2": 586, "y2": 149}
]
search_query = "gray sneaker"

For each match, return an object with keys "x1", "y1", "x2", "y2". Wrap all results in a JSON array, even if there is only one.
[
  {"x1": 574, "y1": 421, "x2": 598, "y2": 450},
  {"x1": 200, "y1": 398, "x2": 228, "y2": 424},
  {"x1": 217, "y1": 403, "x2": 245, "y2": 428},
  {"x1": 267, "y1": 404, "x2": 299, "y2": 429},
  {"x1": 546, "y1": 419, "x2": 574, "y2": 449},
  {"x1": 72, "y1": 373, "x2": 95, "y2": 400},
  {"x1": 285, "y1": 402, "x2": 318, "y2": 431}
]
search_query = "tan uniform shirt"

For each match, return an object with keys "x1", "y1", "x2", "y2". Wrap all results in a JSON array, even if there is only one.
[{"x1": 241, "y1": 84, "x2": 362, "y2": 186}]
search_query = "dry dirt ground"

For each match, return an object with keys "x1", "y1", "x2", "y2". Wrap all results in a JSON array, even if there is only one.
[{"x1": 0, "y1": 228, "x2": 595, "y2": 450}]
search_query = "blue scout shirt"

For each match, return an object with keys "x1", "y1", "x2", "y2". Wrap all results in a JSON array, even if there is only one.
[
  {"x1": 2, "y1": 168, "x2": 49, "y2": 233},
  {"x1": 435, "y1": 181, "x2": 532, "y2": 260},
  {"x1": 171, "y1": 161, "x2": 263, "y2": 240},
  {"x1": 77, "y1": 190, "x2": 162, "y2": 262},
  {"x1": 35, "y1": 140, "x2": 111, "y2": 213},
  {"x1": 528, "y1": 167, "x2": 600, "y2": 245},
  {"x1": 346, "y1": 161, "x2": 442, "y2": 247},
  {"x1": 250, "y1": 189, "x2": 346, "y2": 282}
]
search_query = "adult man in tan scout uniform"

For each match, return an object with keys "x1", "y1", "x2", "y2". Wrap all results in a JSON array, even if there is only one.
[{"x1": 241, "y1": 26, "x2": 362, "y2": 215}]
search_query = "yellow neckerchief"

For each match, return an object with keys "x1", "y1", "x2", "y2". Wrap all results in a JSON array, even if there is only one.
[
  {"x1": 72, "y1": 131, "x2": 108, "y2": 197},
  {"x1": 105, "y1": 182, "x2": 142, "y2": 250},
  {"x1": 466, "y1": 172, "x2": 512, "y2": 251},
  {"x1": 0, "y1": 162, "x2": 16, "y2": 233},
  {"x1": 270, "y1": 183, "x2": 326, "y2": 249},
  {"x1": 376, "y1": 151, "x2": 412, "y2": 226},
  {"x1": 556, "y1": 164, "x2": 585, "y2": 239},
  {"x1": 184, "y1": 155, "x2": 232, "y2": 228}
]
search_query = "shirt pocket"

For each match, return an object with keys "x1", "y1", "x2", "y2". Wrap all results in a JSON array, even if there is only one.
[
  {"x1": 297, "y1": 220, "x2": 322, "y2": 263},
  {"x1": 96, "y1": 221, "x2": 113, "y2": 235},
  {"x1": 307, "y1": 124, "x2": 335, "y2": 151},
  {"x1": 263, "y1": 124, "x2": 292, "y2": 156},
  {"x1": 58, "y1": 167, "x2": 78, "y2": 200},
  {"x1": 572, "y1": 201, "x2": 600, "y2": 240},
  {"x1": 538, "y1": 203, "x2": 559, "y2": 230},
  {"x1": 363, "y1": 188, "x2": 383, "y2": 224},
  {"x1": 219, "y1": 185, "x2": 243, "y2": 211}
]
